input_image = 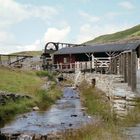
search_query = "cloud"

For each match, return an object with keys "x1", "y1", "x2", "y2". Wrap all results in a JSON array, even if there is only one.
[
  {"x1": 119, "y1": 1, "x2": 135, "y2": 10},
  {"x1": 44, "y1": 26, "x2": 71, "y2": 42},
  {"x1": 79, "y1": 11, "x2": 100, "y2": 23},
  {"x1": 0, "y1": 26, "x2": 71, "y2": 54},
  {"x1": 76, "y1": 23, "x2": 132, "y2": 43},
  {"x1": 0, "y1": 39, "x2": 42, "y2": 54},
  {"x1": 0, "y1": 0, "x2": 58, "y2": 28}
]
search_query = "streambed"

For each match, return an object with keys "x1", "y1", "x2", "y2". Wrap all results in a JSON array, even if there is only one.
[{"x1": 0, "y1": 87, "x2": 93, "y2": 139}]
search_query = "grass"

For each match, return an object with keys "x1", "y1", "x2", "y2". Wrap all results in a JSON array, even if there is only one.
[
  {"x1": 119, "y1": 98, "x2": 140, "y2": 127},
  {"x1": 64, "y1": 81, "x2": 140, "y2": 140},
  {"x1": 36, "y1": 70, "x2": 55, "y2": 81},
  {"x1": 0, "y1": 67, "x2": 43, "y2": 94},
  {"x1": 0, "y1": 67, "x2": 62, "y2": 127},
  {"x1": 11, "y1": 51, "x2": 42, "y2": 56},
  {"x1": 63, "y1": 81, "x2": 126, "y2": 140}
]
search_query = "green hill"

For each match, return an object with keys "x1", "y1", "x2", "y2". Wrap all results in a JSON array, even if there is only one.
[
  {"x1": 11, "y1": 51, "x2": 42, "y2": 56},
  {"x1": 84, "y1": 24, "x2": 140, "y2": 45}
]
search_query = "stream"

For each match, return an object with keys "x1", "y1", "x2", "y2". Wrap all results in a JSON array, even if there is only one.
[{"x1": 0, "y1": 87, "x2": 93, "y2": 139}]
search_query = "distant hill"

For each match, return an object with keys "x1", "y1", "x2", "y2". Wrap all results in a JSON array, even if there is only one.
[
  {"x1": 84, "y1": 24, "x2": 140, "y2": 45},
  {"x1": 11, "y1": 51, "x2": 42, "y2": 56}
]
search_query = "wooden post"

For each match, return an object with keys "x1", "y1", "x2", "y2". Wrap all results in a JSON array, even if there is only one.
[
  {"x1": 120, "y1": 54, "x2": 123, "y2": 75},
  {"x1": 110, "y1": 58, "x2": 113, "y2": 74},
  {"x1": 124, "y1": 53, "x2": 127, "y2": 82},
  {"x1": 95, "y1": 60, "x2": 97, "y2": 73},
  {"x1": 126, "y1": 53, "x2": 128, "y2": 82},
  {"x1": 80, "y1": 62, "x2": 82, "y2": 70},
  {"x1": 114, "y1": 58, "x2": 117, "y2": 74},
  {"x1": 60, "y1": 63, "x2": 62, "y2": 70},
  {"x1": 70, "y1": 63, "x2": 72, "y2": 70},
  {"x1": 128, "y1": 52, "x2": 131, "y2": 86},
  {"x1": 8, "y1": 56, "x2": 11, "y2": 65},
  {"x1": 85, "y1": 62, "x2": 87, "y2": 70},
  {"x1": 90, "y1": 61, "x2": 92, "y2": 73},
  {"x1": 119, "y1": 55, "x2": 121, "y2": 74},
  {"x1": 131, "y1": 51, "x2": 137, "y2": 92}
]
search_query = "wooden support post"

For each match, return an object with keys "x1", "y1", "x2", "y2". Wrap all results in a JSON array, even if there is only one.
[
  {"x1": 124, "y1": 53, "x2": 127, "y2": 82},
  {"x1": 85, "y1": 62, "x2": 87, "y2": 70},
  {"x1": 131, "y1": 51, "x2": 137, "y2": 92},
  {"x1": 120, "y1": 54, "x2": 123, "y2": 75},
  {"x1": 119, "y1": 55, "x2": 121, "y2": 74},
  {"x1": 110, "y1": 58, "x2": 113, "y2": 74},
  {"x1": 95, "y1": 60, "x2": 97, "y2": 73},
  {"x1": 80, "y1": 62, "x2": 82, "y2": 70},
  {"x1": 114, "y1": 58, "x2": 117, "y2": 74},
  {"x1": 60, "y1": 63, "x2": 62, "y2": 70},
  {"x1": 70, "y1": 63, "x2": 72, "y2": 70},
  {"x1": 90, "y1": 61, "x2": 92, "y2": 73},
  {"x1": 126, "y1": 53, "x2": 128, "y2": 82},
  {"x1": 8, "y1": 56, "x2": 11, "y2": 65}
]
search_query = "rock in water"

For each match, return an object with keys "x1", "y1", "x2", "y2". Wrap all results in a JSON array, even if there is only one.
[{"x1": 33, "y1": 106, "x2": 39, "y2": 111}]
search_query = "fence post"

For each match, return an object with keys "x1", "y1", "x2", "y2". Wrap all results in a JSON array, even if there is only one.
[
  {"x1": 124, "y1": 53, "x2": 127, "y2": 82},
  {"x1": 128, "y1": 52, "x2": 131, "y2": 86},
  {"x1": 131, "y1": 51, "x2": 137, "y2": 92},
  {"x1": 8, "y1": 56, "x2": 11, "y2": 65}
]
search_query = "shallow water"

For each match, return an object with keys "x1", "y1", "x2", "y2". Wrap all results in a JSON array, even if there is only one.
[
  {"x1": 124, "y1": 124, "x2": 140, "y2": 140},
  {"x1": 1, "y1": 87, "x2": 92, "y2": 135}
]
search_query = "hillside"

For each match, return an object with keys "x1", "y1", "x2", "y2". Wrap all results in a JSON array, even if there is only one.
[
  {"x1": 11, "y1": 51, "x2": 42, "y2": 56},
  {"x1": 84, "y1": 24, "x2": 140, "y2": 45}
]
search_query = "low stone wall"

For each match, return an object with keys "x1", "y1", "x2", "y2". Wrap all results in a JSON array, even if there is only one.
[
  {"x1": 0, "y1": 91, "x2": 31, "y2": 105},
  {"x1": 85, "y1": 73, "x2": 137, "y2": 117}
]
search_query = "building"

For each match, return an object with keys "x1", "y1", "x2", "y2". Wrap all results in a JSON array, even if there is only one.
[{"x1": 41, "y1": 42, "x2": 140, "y2": 73}]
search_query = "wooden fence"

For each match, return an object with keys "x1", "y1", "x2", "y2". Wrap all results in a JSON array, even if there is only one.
[
  {"x1": 0, "y1": 54, "x2": 33, "y2": 67},
  {"x1": 52, "y1": 57, "x2": 110, "y2": 73},
  {"x1": 110, "y1": 50, "x2": 137, "y2": 92}
]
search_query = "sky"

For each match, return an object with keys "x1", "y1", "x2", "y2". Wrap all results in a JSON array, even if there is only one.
[{"x1": 0, "y1": 0, "x2": 140, "y2": 54}]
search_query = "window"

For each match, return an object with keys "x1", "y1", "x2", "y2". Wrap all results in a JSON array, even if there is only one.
[{"x1": 64, "y1": 57, "x2": 67, "y2": 63}]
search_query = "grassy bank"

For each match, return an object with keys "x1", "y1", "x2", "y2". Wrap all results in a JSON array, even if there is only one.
[
  {"x1": 64, "y1": 81, "x2": 125, "y2": 140},
  {"x1": 64, "y1": 81, "x2": 140, "y2": 140},
  {"x1": 0, "y1": 67, "x2": 43, "y2": 94},
  {"x1": 0, "y1": 68, "x2": 62, "y2": 127}
]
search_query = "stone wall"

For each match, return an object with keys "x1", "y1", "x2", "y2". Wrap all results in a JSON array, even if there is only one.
[
  {"x1": 64, "y1": 72, "x2": 137, "y2": 117},
  {"x1": 0, "y1": 91, "x2": 31, "y2": 105}
]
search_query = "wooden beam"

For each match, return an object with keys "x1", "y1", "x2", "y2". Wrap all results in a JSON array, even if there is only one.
[
  {"x1": 128, "y1": 52, "x2": 131, "y2": 86},
  {"x1": 131, "y1": 51, "x2": 137, "y2": 92},
  {"x1": 121, "y1": 54, "x2": 124, "y2": 75},
  {"x1": 114, "y1": 58, "x2": 117, "y2": 74},
  {"x1": 119, "y1": 55, "x2": 121, "y2": 74},
  {"x1": 95, "y1": 60, "x2": 97, "y2": 73},
  {"x1": 124, "y1": 53, "x2": 127, "y2": 82},
  {"x1": 8, "y1": 56, "x2": 11, "y2": 65}
]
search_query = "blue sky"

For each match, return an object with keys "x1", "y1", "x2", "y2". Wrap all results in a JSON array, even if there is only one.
[{"x1": 0, "y1": 0, "x2": 140, "y2": 54}]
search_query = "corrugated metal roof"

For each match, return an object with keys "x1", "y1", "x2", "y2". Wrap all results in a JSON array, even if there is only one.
[{"x1": 54, "y1": 42, "x2": 140, "y2": 55}]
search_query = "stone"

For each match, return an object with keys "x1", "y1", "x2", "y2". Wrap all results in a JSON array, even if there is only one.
[
  {"x1": 33, "y1": 106, "x2": 40, "y2": 111},
  {"x1": 71, "y1": 114, "x2": 77, "y2": 117},
  {"x1": 69, "y1": 123, "x2": 73, "y2": 127}
]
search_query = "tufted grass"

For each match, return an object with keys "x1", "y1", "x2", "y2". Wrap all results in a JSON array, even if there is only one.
[
  {"x1": 63, "y1": 81, "x2": 126, "y2": 140},
  {"x1": 0, "y1": 67, "x2": 62, "y2": 127}
]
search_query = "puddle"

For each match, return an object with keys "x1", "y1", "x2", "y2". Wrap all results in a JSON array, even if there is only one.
[{"x1": 0, "y1": 87, "x2": 93, "y2": 136}]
